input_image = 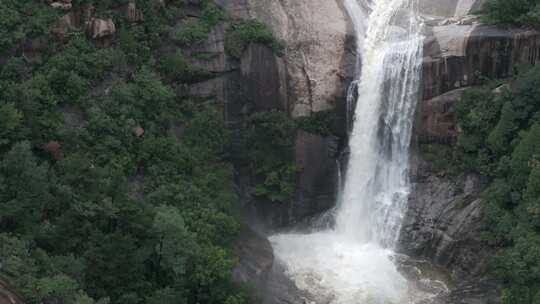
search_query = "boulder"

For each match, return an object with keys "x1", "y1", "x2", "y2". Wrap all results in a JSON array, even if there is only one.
[
  {"x1": 48, "y1": 0, "x2": 72, "y2": 10},
  {"x1": 51, "y1": 12, "x2": 79, "y2": 39},
  {"x1": 41, "y1": 141, "x2": 64, "y2": 161},
  {"x1": 133, "y1": 126, "x2": 145, "y2": 138},
  {"x1": 125, "y1": 2, "x2": 144, "y2": 23},
  {"x1": 86, "y1": 18, "x2": 116, "y2": 40}
]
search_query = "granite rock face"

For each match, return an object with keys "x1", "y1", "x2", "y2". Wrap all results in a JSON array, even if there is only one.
[
  {"x1": 415, "y1": 88, "x2": 466, "y2": 145},
  {"x1": 400, "y1": 166, "x2": 489, "y2": 279},
  {"x1": 232, "y1": 226, "x2": 274, "y2": 298},
  {"x1": 207, "y1": 0, "x2": 357, "y2": 118},
  {"x1": 423, "y1": 24, "x2": 540, "y2": 100},
  {"x1": 186, "y1": 0, "x2": 356, "y2": 229},
  {"x1": 420, "y1": 0, "x2": 540, "y2": 100}
]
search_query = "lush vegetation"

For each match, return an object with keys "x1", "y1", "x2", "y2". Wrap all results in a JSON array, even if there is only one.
[
  {"x1": 483, "y1": 0, "x2": 540, "y2": 26},
  {"x1": 0, "y1": 1, "x2": 257, "y2": 303},
  {"x1": 432, "y1": 66, "x2": 540, "y2": 303},
  {"x1": 296, "y1": 110, "x2": 339, "y2": 137},
  {"x1": 243, "y1": 112, "x2": 297, "y2": 203},
  {"x1": 172, "y1": 2, "x2": 224, "y2": 45},
  {"x1": 225, "y1": 20, "x2": 283, "y2": 59}
]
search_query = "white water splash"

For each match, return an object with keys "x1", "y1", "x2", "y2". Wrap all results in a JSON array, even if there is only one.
[{"x1": 270, "y1": 0, "x2": 429, "y2": 303}]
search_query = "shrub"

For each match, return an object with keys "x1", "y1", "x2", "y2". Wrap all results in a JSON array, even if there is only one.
[
  {"x1": 296, "y1": 110, "x2": 338, "y2": 136},
  {"x1": 159, "y1": 52, "x2": 211, "y2": 83},
  {"x1": 483, "y1": 0, "x2": 540, "y2": 26},
  {"x1": 225, "y1": 20, "x2": 283, "y2": 58},
  {"x1": 246, "y1": 111, "x2": 296, "y2": 202},
  {"x1": 173, "y1": 2, "x2": 224, "y2": 45},
  {"x1": 449, "y1": 66, "x2": 540, "y2": 301}
]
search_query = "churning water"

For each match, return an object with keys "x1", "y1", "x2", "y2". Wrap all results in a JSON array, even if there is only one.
[{"x1": 268, "y1": 0, "x2": 438, "y2": 303}]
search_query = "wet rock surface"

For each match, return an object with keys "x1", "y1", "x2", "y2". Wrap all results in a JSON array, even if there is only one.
[
  {"x1": 399, "y1": 154, "x2": 501, "y2": 303},
  {"x1": 422, "y1": 23, "x2": 540, "y2": 100}
]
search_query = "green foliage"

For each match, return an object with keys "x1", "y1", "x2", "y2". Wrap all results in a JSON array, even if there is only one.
[
  {"x1": 225, "y1": 20, "x2": 283, "y2": 58},
  {"x1": 0, "y1": 1, "x2": 58, "y2": 54},
  {"x1": 0, "y1": 103, "x2": 23, "y2": 147},
  {"x1": 0, "y1": 1, "x2": 249, "y2": 303},
  {"x1": 483, "y1": 0, "x2": 540, "y2": 26},
  {"x1": 448, "y1": 65, "x2": 540, "y2": 301},
  {"x1": 173, "y1": 2, "x2": 224, "y2": 45},
  {"x1": 296, "y1": 110, "x2": 338, "y2": 136},
  {"x1": 245, "y1": 111, "x2": 296, "y2": 202},
  {"x1": 419, "y1": 143, "x2": 459, "y2": 174},
  {"x1": 152, "y1": 205, "x2": 197, "y2": 277},
  {"x1": 0, "y1": 234, "x2": 39, "y2": 299},
  {"x1": 0, "y1": 142, "x2": 52, "y2": 234},
  {"x1": 159, "y1": 51, "x2": 211, "y2": 83}
]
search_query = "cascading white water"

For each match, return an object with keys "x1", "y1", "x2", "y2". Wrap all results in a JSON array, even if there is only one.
[
  {"x1": 270, "y1": 0, "x2": 427, "y2": 303},
  {"x1": 336, "y1": 0, "x2": 423, "y2": 247}
]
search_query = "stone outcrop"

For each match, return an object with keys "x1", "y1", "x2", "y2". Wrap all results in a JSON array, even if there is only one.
[
  {"x1": 51, "y1": 4, "x2": 116, "y2": 42},
  {"x1": 293, "y1": 130, "x2": 340, "y2": 221},
  {"x1": 400, "y1": 166, "x2": 489, "y2": 279},
  {"x1": 400, "y1": 2, "x2": 540, "y2": 302},
  {"x1": 415, "y1": 88, "x2": 466, "y2": 144},
  {"x1": 232, "y1": 226, "x2": 274, "y2": 298},
  {"x1": 86, "y1": 18, "x2": 116, "y2": 40},
  {"x1": 179, "y1": 1, "x2": 353, "y2": 229},
  {"x1": 423, "y1": 23, "x2": 540, "y2": 100},
  {"x1": 420, "y1": 0, "x2": 540, "y2": 100},
  {"x1": 48, "y1": 0, "x2": 72, "y2": 10},
  {"x1": 215, "y1": 0, "x2": 357, "y2": 117},
  {"x1": 125, "y1": 2, "x2": 144, "y2": 24},
  {"x1": 41, "y1": 141, "x2": 64, "y2": 161}
]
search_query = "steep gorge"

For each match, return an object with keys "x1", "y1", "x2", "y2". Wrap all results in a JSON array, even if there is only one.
[{"x1": 2, "y1": 0, "x2": 540, "y2": 303}]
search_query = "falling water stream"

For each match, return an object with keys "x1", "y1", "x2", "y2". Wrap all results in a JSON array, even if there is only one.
[{"x1": 269, "y1": 0, "x2": 446, "y2": 303}]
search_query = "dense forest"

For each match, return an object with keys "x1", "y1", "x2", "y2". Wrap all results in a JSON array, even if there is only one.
[
  {"x1": 444, "y1": 67, "x2": 540, "y2": 304},
  {"x1": 0, "y1": 0, "x2": 296, "y2": 303}
]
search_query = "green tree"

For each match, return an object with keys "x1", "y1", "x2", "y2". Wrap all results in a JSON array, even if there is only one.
[
  {"x1": 152, "y1": 205, "x2": 197, "y2": 277},
  {"x1": 0, "y1": 142, "x2": 52, "y2": 234}
]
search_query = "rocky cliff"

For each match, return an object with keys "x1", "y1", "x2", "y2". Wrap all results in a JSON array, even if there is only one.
[
  {"x1": 400, "y1": 1, "x2": 539, "y2": 302},
  {"x1": 194, "y1": 0, "x2": 358, "y2": 232},
  {"x1": 195, "y1": 0, "x2": 359, "y2": 298}
]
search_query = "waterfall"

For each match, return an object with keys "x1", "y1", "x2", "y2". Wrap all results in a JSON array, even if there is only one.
[
  {"x1": 336, "y1": 0, "x2": 423, "y2": 247},
  {"x1": 269, "y1": 0, "x2": 427, "y2": 303}
]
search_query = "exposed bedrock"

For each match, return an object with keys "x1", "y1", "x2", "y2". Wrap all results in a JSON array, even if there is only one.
[
  {"x1": 197, "y1": 0, "x2": 358, "y2": 232},
  {"x1": 398, "y1": 1, "x2": 540, "y2": 302},
  {"x1": 222, "y1": 0, "x2": 540, "y2": 301},
  {"x1": 208, "y1": 0, "x2": 358, "y2": 296},
  {"x1": 420, "y1": 0, "x2": 540, "y2": 101},
  {"x1": 217, "y1": 0, "x2": 358, "y2": 117}
]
